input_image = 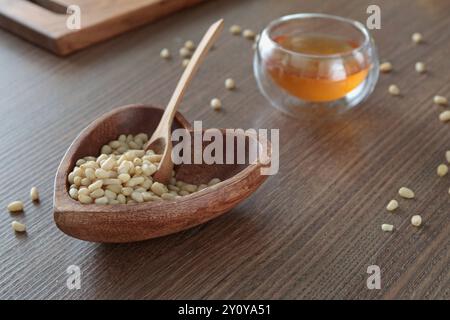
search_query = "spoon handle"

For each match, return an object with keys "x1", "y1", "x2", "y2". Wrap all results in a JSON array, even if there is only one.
[{"x1": 159, "y1": 19, "x2": 224, "y2": 130}]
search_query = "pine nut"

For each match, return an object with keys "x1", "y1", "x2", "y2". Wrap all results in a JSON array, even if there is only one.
[
  {"x1": 412, "y1": 32, "x2": 423, "y2": 44},
  {"x1": 182, "y1": 59, "x2": 190, "y2": 68},
  {"x1": 415, "y1": 62, "x2": 426, "y2": 73},
  {"x1": 381, "y1": 224, "x2": 394, "y2": 232},
  {"x1": 88, "y1": 180, "x2": 103, "y2": 192},
  {"x1": 151, "y1": 182, "x2": 168, "y2": 196},
  {"x1": 101, "y1": 145, "x2": 112, "y2": 154},
  {"x1": 210, "y1": 98, "x2": 222, "y2": 111},
  {"x1": 103, "y1": 179, "x2": 121, "y2": 185},
  {"x1": 30, "y1": 187, "x2": 39, "y2": 202},
  {"x1": 379, "y1": 62, "x2": 393, "y2": 73},
  {"x1": 106, "y1": 184, "x2": 122, "y2": 194},
  {"x1": 243, "y1": 29, "x2": 256, "y2": 39},
  {"x1": 208, "y1": 178, "x2": 221, "y2": 186},
  {"x1": 184, "y1": 40, "x2": 195, "y2": 50},
  {"x1": 11, "y1": 221, "x2": 26, "y2": 233},
  {"x1": 388, "y1": 84, "x2": 400, "y2": 96},
  {"x1": 78, "y1": 194, "x2": 93, "y2": 204},
  {"x1": 229, "y1": 24, "x2": 242, "y2": 35},
  {"x1": 90, "y1": 188, "x2": 105, "y2": 199},
  {"x1": 437, "y1": 164, "x2": 448, "y2": 177},
  {"x1": 446, "y1": 151, "x2": 450, "y2": 163},
  {"x1": 168, "y1": 185, "x2": 180, "y2": 192},
  {"x1": 7, "y1": 201, "x2": 24, "y2": 213},
  {"x1": 433, "y1": 95, "x2": 448, "y2": 106},
  {"x1": 411, "y1": 215, "x2": 422, "y2": 227},
  {"x1": 399, "y1": 187, "x2": 415, "y2": 199},
  {"x1": 131, "y1": 191, "x2": 144, "y2": 203},
  {"x1": 95, "y1": 169, "x2": 110, "y2": 179},
  {"x1": 127, "y1": 177, "x2": 145, "y2": 187},
  {"x1": 160, "y1": 48, "x2": 170, "y2": 59},
  {"x1": 101, "y1": 157, "x2": 115, "y2": 171},
  {"x1": 178, "y1": 190, "x2": 190, "y2": 196},
  {"x1": 439, "y1": 111, "x2": 450, "y2": 122},
  {"x1": 225, "y1": 78, "x2": 235, "y2": 90},
  {"x1": 142, "y1": 163, "x2": 157, "y2": 176},
  {"x1": 95, "y1": 196, "x2": 109, "y2": 205},
  {"x1": 161, "y1": 193, "x2": 176, "y2": 201},
  {"x1": 80, "y1": 178, "x2": 91, "y2": 186},
  {"x1": 386, "y1": 200, "x2": 398, "y2": 212},
  {"x1": 78, "y1": 187, "x2": 89, "y2": 196},
  {"x1": 104, "y1": 189, "x2": 117, "y2": 200},
  {"x1": 118, "y1": 173, "x2": 131, "y2": 183},
  {"x1": 117, "y1": 194, "x2": 126, "y2": 204},
  {"x1": 179, "y1": 47, "x2": 191, "y2": 58},
  {"x1": 69, "y1": 188, "x2": 78, "y2": 200},
  {"x1": 182, "y1": 184, "x2": 197, "y2": 193},
  {"x1": 148, "y1": 154, "x2": 162, "y2": 162}
]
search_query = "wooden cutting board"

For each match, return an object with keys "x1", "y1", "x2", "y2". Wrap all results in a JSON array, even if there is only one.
[{"x1": 0, "y1": 0, "x2": 205, "y2": 56}]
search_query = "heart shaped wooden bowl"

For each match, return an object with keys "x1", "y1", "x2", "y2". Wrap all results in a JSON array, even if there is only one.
[{"x1": 54, "y1": 105, "x2": 271, "y2": 243}]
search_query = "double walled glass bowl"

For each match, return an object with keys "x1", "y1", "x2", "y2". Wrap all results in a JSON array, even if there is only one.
[{"x1": 254, "y1": 13, "x2": 379, "y2": 118}]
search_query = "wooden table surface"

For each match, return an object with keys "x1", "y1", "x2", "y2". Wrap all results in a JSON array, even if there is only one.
[{"x1": 0, "y1": 0, "x2": 449, "y2": 300}]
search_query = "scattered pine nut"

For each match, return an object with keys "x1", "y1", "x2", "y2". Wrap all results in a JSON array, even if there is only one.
[
  {"x1": 210, "y1": 98, "x2": 222, "y2": 111},
  {"x1": 30, "y1": 187, "x2": 39, "y2": 202},
  {"x1": 243, "y1": 29, "x2": 256, "y2": 40},
  {"x1": 160, "y1": 48, "x2": 170, "y2": 59},
  {"x1": 381, "y1": 224, "x2": 394, "y2": 232},
  {"x1": 11, "y1": 221, "x2": 26, "y2": 233},
  {"x1": 379, "y1": 62, "x2": 393, "y2": 73},
  {"x1": 437, "y1": 164, "x2": 448, "y2": 177},
  {"x1": 446, "y1": 151, "x2": 450, "y2": 163},
  {"x1": 439, "y1": 110, "x2": 450, "y2": 122},
  {"x1": 388, "y1": 84, "x2": 400, "y2": 96},
  {"x1": 184, "y1": 40, "x2": 195, "y2": 51},
  {"x1": 433, "y1": 95, "x2": 448, "y2": 106},
  {"x1": 7, "y1": 201, "x2": 24, "y2": 213},
  {"x1": 208, "y1": 178, "x2": 221, "y2": 186},
  {"x1": 411, "y1": 215, "x2": 422, "y2": 227},
  {"x1": 229, "y1": 24, "x2": 242, "y2": 35},
  {"x1": 412, "y1": 32, "x2": 423, "y2": 44},
  {"x1": 182, "y1": 59, "x2": 190, "y2": 68},
  {"x1": 386, "y1": 200, "x2": 399, "y2": 212},
  {"x1": 399, "y1": 187, "x2": 415, "y2": 199},
  {"x1": 415, "y1": 62, "x2": 426, "y2": 73},
  {"x1": 225, "y1": 78, "x2": 235, "y2": 90},
  {"x1": 179, "y1": 47, "x2": 191, "y2": 58}
]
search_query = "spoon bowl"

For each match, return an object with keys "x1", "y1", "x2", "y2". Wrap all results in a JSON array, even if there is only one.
[{"x1": 54, "y1": 105, "x2": 271, "y2": 243}]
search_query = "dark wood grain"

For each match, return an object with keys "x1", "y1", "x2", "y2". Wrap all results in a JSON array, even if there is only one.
[{"x1": 0, "y1": 0, "x2": 449, "y2": 299}]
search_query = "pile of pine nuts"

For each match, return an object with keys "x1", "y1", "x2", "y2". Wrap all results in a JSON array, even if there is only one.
[{"x1": 68, "y1": 133, "x2": 221, "y2": 205}]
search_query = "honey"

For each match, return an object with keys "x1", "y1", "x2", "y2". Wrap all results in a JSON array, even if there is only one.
[{"x1": 266, "y1": 34, "x2": 370, "y2": 102}]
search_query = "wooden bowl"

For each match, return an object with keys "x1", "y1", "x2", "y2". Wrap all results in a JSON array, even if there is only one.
[{"x1": 53, "y1": 105, "x2": 271, "y2": 243}]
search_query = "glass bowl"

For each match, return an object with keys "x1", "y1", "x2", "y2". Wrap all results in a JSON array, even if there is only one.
[{"x1": 254, "y1": 13, "x2": 379, "y2": 118}]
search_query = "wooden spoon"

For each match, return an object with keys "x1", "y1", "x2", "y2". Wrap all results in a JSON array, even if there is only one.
[
  {"x1": 54, "y1": 105, "x2": 272, "y2": 243},
  {"x1": 147, "y1": 19, "x2": 224, "y2": 184}
]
